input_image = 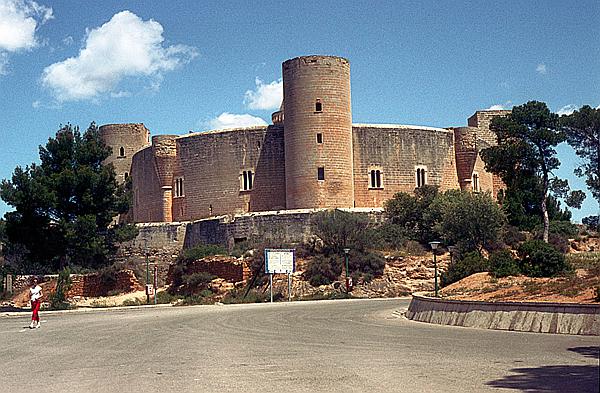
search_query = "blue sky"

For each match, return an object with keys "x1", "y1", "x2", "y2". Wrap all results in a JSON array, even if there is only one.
[{"x1": 0, "y1": 0, "x2": 598, "y2": 221}]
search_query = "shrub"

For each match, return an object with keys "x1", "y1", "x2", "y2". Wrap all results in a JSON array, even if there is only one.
[
  {"x1": 402, "y1": 240, "x2": 427, "y2": 256},
  {"x1": 549, "y1": 220, "x2": 579, "y2": 239},
  {"x1": 489, "y1": 249, "x2": 520, "y2": 278},
  {"x1": 517, "y1": 240, "x2": 572, "y2": 277},
  {"x1": 49, "y1": 268, "x2": 72, "y2": 310},
  {"x1": 312, "y1": 209, "x2": 373, "y2": 254},
  {"x1": 502, "y1": 225, "x2": 527, "y2": 247},
  {"x1": 303, "y1": 255, "x2": 342, "y2": 287},
  {"x1": 441, "y1": 252, "x2": 488, "y2": 287},
  {"x1": 222, "y1": 288, "x2": 270, "y2": 304},
  {"x1": 347, "y1": 250, "x2": 385, "y2": 281},
  {"x1": 182, "y1": 243, "x2": 227, "y2": 261}
]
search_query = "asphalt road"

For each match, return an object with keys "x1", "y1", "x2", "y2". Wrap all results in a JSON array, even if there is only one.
[{"x1": 0, "y1": 298, "x2": 598, "y2": 393}]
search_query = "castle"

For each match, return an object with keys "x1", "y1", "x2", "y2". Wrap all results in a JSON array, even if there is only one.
[{"x1": 98, "y1": 55, "x2": 508, "y2": 224}]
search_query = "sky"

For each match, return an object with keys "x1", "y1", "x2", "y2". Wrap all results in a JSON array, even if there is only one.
[{"x1": 0, "y1": 0, "x2": 598, "y2": 221}]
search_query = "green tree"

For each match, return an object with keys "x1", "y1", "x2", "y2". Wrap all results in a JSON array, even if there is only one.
[
  {"x1": 560, "y1": 105, "x2": 600, "y2": 204},
  {"x1": 481, "y1": 101, "x2": 584, "y2": 243},
  {"x1": 0, "y1": 123, "x2": 135, "y2": 272},
  {"x1": 383, "y1": 185, "x2": 438, "y2": 244},
  {"x1": 311, "y1": 209, "x2": 372, "y2": 254},
  {"x1": 429, "y1": 190, "x2": 505, "y2": 254}
]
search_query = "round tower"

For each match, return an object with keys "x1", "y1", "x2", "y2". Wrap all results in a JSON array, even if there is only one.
[
  {"x1": 98, "y1": 123, "x2": 151, "y2": 183},
  {"x1": 282, "y1": 55, "x2": 354, "y2": 209}
]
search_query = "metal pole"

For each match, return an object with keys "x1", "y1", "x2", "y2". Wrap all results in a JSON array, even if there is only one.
[
  {"x1": 146, "y1": 251, "x2": 150, "y2": 304},
  {"x1": 269, "y1": 273, "x2": 273, "y2": 303},
  {"x1": 434, "y1": 251, "x2": 438, "y2": 297},
  {"x1": 287, "y1": 272, "x2": 291, "y2": 302}
]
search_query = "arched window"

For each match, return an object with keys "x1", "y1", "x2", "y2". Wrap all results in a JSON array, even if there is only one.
[
  {"x1": 369, "y1": 168, "x2": 383, "y2": 189},
  {"x1": 472, "y1": 172, "x2": 480, "y2": 192},
  {"x1": 119, "y1": 146, "x2": 125, "y2": 157},
  {"x1": 415, "y1": 166, "x2": 427, "y2": 188}
]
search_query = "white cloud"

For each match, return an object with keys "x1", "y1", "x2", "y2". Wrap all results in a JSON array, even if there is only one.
[
  {"x1": 206, "y1": 113, "x2": 267, "y2": 129},
  {"x1": 41, "y1": 10, "x2": 198, "y2": 102},
  {"x1": 557, "y1": 104, "x2": 578, "y2": 116},
  {"x1": 244, "y1": 78, "x2": 283, "y2": 110},
  {"x1": 0, "y1": 0, "x2": 52, "y2": 52},
  {"x1": 0, "y1": 0, "x2": 51, "y2": 74},
  {"x1": 536, "y1": 63, "x2": 547, "y2": 74},
  {"x1": 486, "y1": 101, "x2": 512, "y2": 111}
]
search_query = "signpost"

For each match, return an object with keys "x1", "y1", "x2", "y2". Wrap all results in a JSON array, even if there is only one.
[{"x1": 264, "y1": 249, "x2": 295, "y2": 302}]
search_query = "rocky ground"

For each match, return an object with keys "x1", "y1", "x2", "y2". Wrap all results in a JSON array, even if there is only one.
[{"x1": 4, "y1": 237, "x2": 599, "y2": 308}]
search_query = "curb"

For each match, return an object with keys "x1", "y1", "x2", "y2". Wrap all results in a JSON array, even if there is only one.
[
  {"x1": 1, "y1": 303, "x2": 174, "y2": 318},
  {"x1": 405, "y1": 293, "x2": 600, "y2": 336}
]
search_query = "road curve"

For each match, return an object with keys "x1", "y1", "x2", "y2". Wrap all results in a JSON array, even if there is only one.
[{"x1": 0, "y1": 298, "x2": 597, "y2": 392}]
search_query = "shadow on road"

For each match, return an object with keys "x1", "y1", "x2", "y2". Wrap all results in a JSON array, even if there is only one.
[
  {"x1": 568, "y1": 346, "x2": 600, "y2": 360},
  {"x1": 486, "y1": 346, "x2": 600, "y2": 393}
]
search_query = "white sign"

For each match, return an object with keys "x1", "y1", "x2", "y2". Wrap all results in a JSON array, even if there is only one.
[{"x1": 265, "y1": 249, "x2": 295, "y2": 274}]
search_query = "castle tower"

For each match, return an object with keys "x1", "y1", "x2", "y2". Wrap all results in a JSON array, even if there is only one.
[
  {"x1": 98, "y1": 123, "x2": 150, "y2": 183},
  {"x1": 282, "y1": 55, "x2": 354, "y2": 209}
]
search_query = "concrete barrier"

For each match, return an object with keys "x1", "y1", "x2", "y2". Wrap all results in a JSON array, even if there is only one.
[{"x1": 406, "y1": 294, "x2": 600, "y2": 336}]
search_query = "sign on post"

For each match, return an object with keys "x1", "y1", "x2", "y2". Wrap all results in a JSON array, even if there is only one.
[
  {"x1": 265, "y1": 249, "x2": 295, "y2": 302},
  {"x1": 265, "y1": 249, "x2": 295, "y2": 273}
]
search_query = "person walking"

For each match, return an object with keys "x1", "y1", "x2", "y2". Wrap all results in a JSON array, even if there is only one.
[{"x1": 29, "y1": 278, "x2": 42, "y2": 329}]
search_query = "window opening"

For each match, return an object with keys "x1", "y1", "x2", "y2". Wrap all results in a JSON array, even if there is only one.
[
  {"x1": 315, "y1": 99, "x2": 322, "y2": 112},
  {"x1": 317, "y1": 167, "x2": 325, "y2": 181},
  {"x1": 472, "y1": 172, "x2": 480, "y2": 192},
  {"x1": 316, "y1": 133, "x2": 323, "y2": 144},
  {"x1": 174, "y1": 177, "x2": 184, "y2": 197},
  {"x1": 124, "y1": 172, "x2": 129, "y2": 180},
  {"x1": 416, "y1": 166, "x2": 427, "y2": 188},
  {"x1": 119, "y1": 146, "x2": 125, "y2": 157},
  {"x1": 369, "y1": 169, "x2": 382, "y2": 188},
  {"x1": 241, "y1": 170, "x2": 254, "y2": 191}
]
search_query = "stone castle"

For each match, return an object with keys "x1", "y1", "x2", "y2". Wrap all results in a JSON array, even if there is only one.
[{"x1": 98, "y1": 55, "x2": 508, "y2": 224}]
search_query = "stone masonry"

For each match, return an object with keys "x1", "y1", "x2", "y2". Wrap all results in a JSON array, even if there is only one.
[{"x1": 99, "y1": 55, "x2": 509, "y2": 224}]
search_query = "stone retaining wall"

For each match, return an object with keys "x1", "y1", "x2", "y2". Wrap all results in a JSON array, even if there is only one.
[{"x1": 406, "y1": 294, "x2": 600, "y2": 336}]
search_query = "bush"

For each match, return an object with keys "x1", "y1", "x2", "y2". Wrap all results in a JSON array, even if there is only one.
[
  {"x1": 49, "y1": 268, "x2": 72, "y2": 310},
  {"x1": 312, "y1": 209, "x2": 373, "y2": 254},
  {"x1": 303, "y1": 255, "x2": 342, "y2": 287},
  {"x1": 517, "y1": 240, "x2": 572, "y2": 277},
  {"x1": 441, "y1": 252, "x2": 488, "y2": 287},
  {"x1": 222, "y1": 288, "x2": 270, "y2": 304},
  {"x1": 502, "y1": 225, "x2": 527, "y2": 247},
  {"x1": 347, "y1": 250, "x2": 385, "y2": 281},
  {"x1": 549, "y1": 220, "x2": 579, "y2": 239},
  {"x1": 181, "y1": 243, "x2": 227, "y2": 261},
  {"x1": 489, "y1": 249, "x2": 520, "y2": 278}
]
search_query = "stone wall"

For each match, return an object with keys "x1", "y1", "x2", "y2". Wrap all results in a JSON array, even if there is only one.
[
  {"x1": 167, "y1": 256, "x2": 248, "y2": 284},
  {"x1": 99, "y1": 123, "x2": 150, "y2": 184},
  {"x1": 406, "y1": 294, "x2": 600, "y2": 336},
  {"x1": 352, "y1": 125, "x2": 459, "y2": 207},
  {"x1": 175, "y1": 125, "x2": 286, "y2": 221},
  {"x1": 283, "y1": 55, "x2": 354, "y2": 210}
]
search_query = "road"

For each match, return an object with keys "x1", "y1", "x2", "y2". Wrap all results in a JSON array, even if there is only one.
[{"x1": 0, "y1": 298, "x2": 598, "y2": 392}]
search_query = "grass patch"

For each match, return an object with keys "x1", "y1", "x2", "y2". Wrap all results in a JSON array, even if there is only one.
[{"x1": 566, "y1": 252, "x2": 600, "y2": 270}]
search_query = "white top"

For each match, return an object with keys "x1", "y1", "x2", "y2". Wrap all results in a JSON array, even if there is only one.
[{"x1": 30, "y1": 285, "x2": 42, "y2": 301}]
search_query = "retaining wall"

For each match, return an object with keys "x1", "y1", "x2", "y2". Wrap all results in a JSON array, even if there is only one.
[{"x1": 406, "y1": 294, "x2": 599, "y2": 336}]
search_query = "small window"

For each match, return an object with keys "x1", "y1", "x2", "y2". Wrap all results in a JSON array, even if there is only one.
[
  {"x1": 209, "y1": 204, "x2": 213, "y2": 215},
  {"x1": 317, "y1": 167, "x2": 325, "y2": 181},
  {"x1": 416, "y1": 166, "x2": 427, "y2": 188},
  {"x1": 124, "y1": 172, "x2": 129, "y2": 180},
  {"x1": 316, "y1": 133, "x2": 323, "y2": 144},
  {"x1": 174, "y1": 177, "x2": 184, "y2": 197},
  {"x1": 315, "y1": 99, "x2": 322, "y2": 112},
  {"x1": 241, "y1": 170, "x2": 254, "y2": 191},
  {"x1": 119, "y1": 146, "x2": 125, "y2": 157},
  {"x1": 472, "y1": 172, "x2": 480, "y2": 192},
  {"x1": 369, "y1": 169, "x2": 382, "y2": 189}
]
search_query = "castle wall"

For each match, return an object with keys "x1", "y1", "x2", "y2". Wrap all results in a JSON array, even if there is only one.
[
  {"x1": 131, "y1": 146, "x2": 165, "y2": 223},
  {"x1": 174, "y1": 125, "x2": 286, "y2": 221},
  {"x1": 283, "y1": 55, "x2": 354, "y2": 209},
  {"x1": 352, "y1": 125, "x2": 459, "y2": 207},
  {"x1": 98, "y1": 123, "x2": 150, "y2": 183}
]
